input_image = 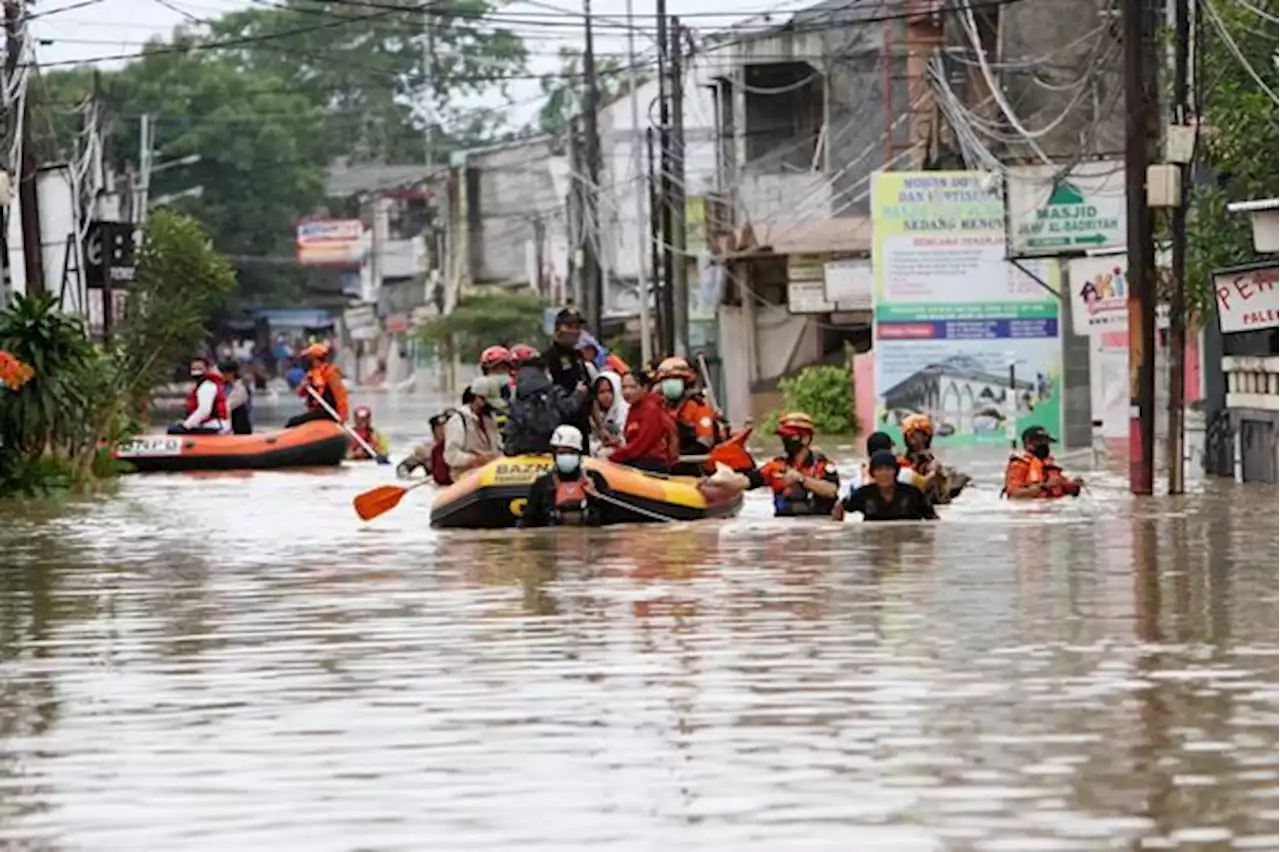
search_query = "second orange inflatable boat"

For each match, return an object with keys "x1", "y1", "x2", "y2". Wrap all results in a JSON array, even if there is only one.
[{"x1": 111, "y1": 420, "x2": 349, "y2": 473}]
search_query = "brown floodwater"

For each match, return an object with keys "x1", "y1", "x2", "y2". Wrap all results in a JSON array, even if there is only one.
[{"x1": 1, "y1": 394, "x2": 1276, "y2": 850}]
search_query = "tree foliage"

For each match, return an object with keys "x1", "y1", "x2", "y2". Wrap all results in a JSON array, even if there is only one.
[
  {"x1": 1186, "y1": 0, "x2": 1279, "y2": 319},
  {"x1": 0, "y1": 212, "x2": 234, "y2": 495},
  {"x1": 38, "y1": 0, "x2": 531, "y2": 307},
  {"x1": 764, "y1": 364, "x2": 857, "y2": 436},
  {"x1": 417, "y1": 290, "x2": 546, "y2": 362},
  {"x1": 538, "y1": 46, "x2": 647, "y2": 137}
]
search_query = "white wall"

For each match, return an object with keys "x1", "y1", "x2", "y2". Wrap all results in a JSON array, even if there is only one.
[
  {"x1": 596, "y1": 60, "x2": 719, "y2": 290},
  {"x1": 7, "y1": 166, "x2": 81, "y2": 313}
]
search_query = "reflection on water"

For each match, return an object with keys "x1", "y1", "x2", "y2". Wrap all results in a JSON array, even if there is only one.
[{"x1": 0, "y1": 395, "x2": 1275, "y2": 849}]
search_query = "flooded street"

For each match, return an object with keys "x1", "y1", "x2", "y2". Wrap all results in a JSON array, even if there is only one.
[{"x1": 1, "y1": 394, "x2": 1276, "y2": 850}]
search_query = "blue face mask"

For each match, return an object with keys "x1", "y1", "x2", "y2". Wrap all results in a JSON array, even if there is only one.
[
  {"x1": 660, "y1": 378, "x2": 685, "y2": 400},
  {"x1": 554, "y1": 453, "x2": 581, "y2": 475}
]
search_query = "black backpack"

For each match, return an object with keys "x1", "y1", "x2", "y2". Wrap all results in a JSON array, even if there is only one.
[{"x1": 505, "y1": 388, "x2": 562, "y2": 452}]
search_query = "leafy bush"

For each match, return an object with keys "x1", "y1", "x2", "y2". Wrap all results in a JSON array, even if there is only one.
[
  {"x1": 0, "y1": 211, "x2": 234, "y2": 495},
  {"x1": 764, "y1": 364, "x2": 857, "y2": 435},
  {"x1": 417, "y1": 291, "x2": 547, "y2": 363}
]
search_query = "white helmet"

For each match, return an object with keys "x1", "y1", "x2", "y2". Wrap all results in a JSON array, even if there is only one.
[{"x1": 550, "y1": 424, "x2": 583, "y2": 450}]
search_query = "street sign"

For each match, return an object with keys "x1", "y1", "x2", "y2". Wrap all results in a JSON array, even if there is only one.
[
  {"x1": 1006, "y1": 161, "x2": 1126, "y2": 256},
  {"x1": 84, "y1": 221, "x2": 138, "y2": 289}
]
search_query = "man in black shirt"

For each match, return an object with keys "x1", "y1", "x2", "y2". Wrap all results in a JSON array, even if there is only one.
[
  {"x1": 834, "y1": 450, "x2": 938, "y2": 522},
  {"x1": 540, "y1": 307, "x2": 593, "y2": 451}
]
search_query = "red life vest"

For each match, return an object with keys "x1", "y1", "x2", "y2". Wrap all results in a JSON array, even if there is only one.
[
  {"x1": 185, "y1": 375, "x2": 229, "y2": 426},
  {"x1": 553, "y1": 477, "x2": 590, "y2": 525}
]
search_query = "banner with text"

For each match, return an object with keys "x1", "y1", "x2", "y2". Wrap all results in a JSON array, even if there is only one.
[{"x1": 872, "y1": 171, "x2": 1063, "y2": 446}]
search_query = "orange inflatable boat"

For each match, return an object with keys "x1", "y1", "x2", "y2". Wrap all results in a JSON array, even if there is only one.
[
  {"x1": 430, "y1": 454, "x2": 745, "y2": 529},
  {"x1": 111, "y1": 420, "x2": 349, "y2": 473}
]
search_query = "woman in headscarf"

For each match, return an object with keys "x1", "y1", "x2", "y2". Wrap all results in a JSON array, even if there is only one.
[
  {"x1": 577, "y1": 331, "x2": 630, "y2": 377},
  {"x1": 589, "y1": 370, "x2": 628, "y2": 455}
]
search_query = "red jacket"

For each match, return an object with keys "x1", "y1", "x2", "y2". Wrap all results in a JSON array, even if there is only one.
[
  {"x1": 185, "y1": 374, "x2": 229, "y2": 425},
  {"x1": 610, "y1": 391, "x2": 676, "y2": 466}
]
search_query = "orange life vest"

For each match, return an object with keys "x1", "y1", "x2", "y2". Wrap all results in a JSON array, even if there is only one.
[
  {"x1": 1005, "y1": 451, "x2": 1068, "y2": 498},
  {"x1": 185, "y1": 375, "x2": 229, "y2": 426},
  {"x1": 758, "y1": 451, "x2": 834, "y2": 514},
  {"x1": 553, "y1": 477, "x2": 590, "y2": 525}
]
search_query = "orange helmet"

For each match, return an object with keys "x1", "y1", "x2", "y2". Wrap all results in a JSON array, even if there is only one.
[
  {"x1": 901, "y1": 413, "x2": 933, "y2": 437},
  {"x1": 776, "y1": 411, "x2": 816, "y2": 437},
  {"x1": 301, "y1": 342, "x2": 329, "y2": 360},
  {"x1": 655, "y1": 356, "x2": 696, "y2": 380},
  {"x1": 479, "y1": 345, "x2": 514, "y2": 370},
  {"x1": 510, "y1": 343, "x2": 540, "y2": 363}
]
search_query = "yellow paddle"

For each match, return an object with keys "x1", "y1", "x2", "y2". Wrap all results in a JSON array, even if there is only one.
[{"x1": 354, "y1": 479, "x2": 433, "y2": 521}]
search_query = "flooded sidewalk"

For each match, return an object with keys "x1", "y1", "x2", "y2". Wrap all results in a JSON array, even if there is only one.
[{"x1": 0, "y1": 395, "x2": 1275, "y2": 850}]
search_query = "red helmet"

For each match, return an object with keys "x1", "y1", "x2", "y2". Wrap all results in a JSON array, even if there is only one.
[
  {"x1": 510, "y1": 343, "x2": 540, "y2": 363},
  {"x1": 479, "y1": 345, "x2": 514, "y2": 370}
]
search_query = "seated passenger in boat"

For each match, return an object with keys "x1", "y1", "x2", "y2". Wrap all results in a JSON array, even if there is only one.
[
  {"x1": 834, "y1": 451, "x2": 937, "y2": 522},
  {"x1": 654, "y1": 356, "x2": 728, "y2": 459},
  {"x1": 221, "y1": 361, "x2": 254, "y2": 435},
  {"x1": 167, "y1": 358, "x2": 231, "y2": 435},
  {"x1": 589, "y1": 371, "x2": 628, "y2": 455},
  {"x1": 1003, "y1": 426, "x2": 1082, "y2": 499},
  {"x1": 398, "y1": 410, "x2": 455, "y2": 485},
  {"x1": 740, "y1": 411, "x2": 840, "y2": 516},
  {"x1": 605, "y1": 369, "x2": 676, "y2": 474},
  {"x1": 519, "y1": 426, "x2": 610, "y2": 528},
  {"x1": 444, "y1": 376, "x2": 506, "y2": 480},
  {"x1": 348, "y1": 406, "x2": 390, "y2": 460},
  {"x1": 503, "y1": 354, "x2": 581, "y2": 456}
]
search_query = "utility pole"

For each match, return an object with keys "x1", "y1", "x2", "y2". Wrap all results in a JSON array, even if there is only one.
[
  {"x1": 1122, "y1": 0, "x2": 1160, "y2": 495},
  {"x1": 624, "y1": 0, "x2": 650, "y2": 364},
  {"x1": 646, "y1": 125, "x2": 665, "y2": 353},
  {"x1": 1166, "y1": 0, "x2": 1191, "y2": 495},
  {"x1": 7, "y1": 0, "x2": 43, "y2": 296},
  {"x1": 668, "y1": 17, "x2": 688, "y2": 358},
  {"x1": 656, "y1": 6, "x2": 674, "y2": 356},
  {"x1": 136, "y1": 114, "x2": 153, "y2": 224},
  {"x1": 580, "y1": 0, "x2": 604, "y2": 333}
]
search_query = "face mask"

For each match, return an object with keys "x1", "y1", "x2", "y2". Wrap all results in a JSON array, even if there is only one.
[
  {"x1": 1031, "y1": 443, "x2": 1051, "y2": 460},
  {"x1": 660, "y1": 378, "x2": 684, "y2": 400},
  {"x1": 554, "y1": 453, "x2": 581, "y2": 475},
  {"x1": 782, "y1": 436, "x2": 805, "y2": 457}
]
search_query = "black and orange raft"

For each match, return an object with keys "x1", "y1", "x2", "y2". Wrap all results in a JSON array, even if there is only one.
[
  {"x1": 429, "y1": 454, "x2": 745, "y2": 529},
  {"x1": 111, "y1": 420, "x2": 349, "y2": 473}
]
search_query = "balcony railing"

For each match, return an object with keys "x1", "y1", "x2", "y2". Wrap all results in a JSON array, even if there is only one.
[{"x1": 1223, "y1": 355, "x2": 1280, "y2": 411}]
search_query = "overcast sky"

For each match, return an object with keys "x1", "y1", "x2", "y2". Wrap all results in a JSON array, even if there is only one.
[{"x1": 31, "y1": 0, "x2": 807, "y2": 128}]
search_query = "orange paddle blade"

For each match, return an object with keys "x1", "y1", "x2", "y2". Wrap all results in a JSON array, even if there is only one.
[
  {"x1": 353, "y1": 484, "x2": 409, "y2": 521},
  {"x1": 707, "y1": 428, "x2": 755, "y2": 472}
]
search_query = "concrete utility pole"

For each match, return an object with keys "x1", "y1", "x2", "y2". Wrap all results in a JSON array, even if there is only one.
[
  {"x1": 1166, "y1": 0, "x2": 1191, "y2": 495},
  {"x1": 1122, "y1": 0, "x2": 1160, "y2": 495},
  {"x1": 668, "y1": 17, "x2": 688, "y2": 358},
  {"x1": 646, "y1": 125, "x2": 665, "y2": 351},
  {"x1": 580, "y1": 0, "x2": 604, "y2": 332},
  {"x1": 655, "y1": 6, "x2": 674, "y2": 356},
  {"x1": 423, "y1": 6, "x2": 435, "y2": 170},
  {"x1": 7, "y1": 0, "x2": 43, "y2": 296},
  {"x1": 624, "y1": 0, "x2": 651, "y2": 363}
]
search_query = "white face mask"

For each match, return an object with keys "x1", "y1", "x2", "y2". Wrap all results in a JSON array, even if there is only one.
[{"x1": 554, "y1": 453, "x2": 581, "y2": 475}]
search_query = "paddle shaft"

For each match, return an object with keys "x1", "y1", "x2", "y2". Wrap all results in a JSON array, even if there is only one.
[
  {"x1": 306, "y1": 385, "x2": 388, "y2": 463},
  {"x1": 695, "y1": 352, "x2": 721, "y2": 416}
]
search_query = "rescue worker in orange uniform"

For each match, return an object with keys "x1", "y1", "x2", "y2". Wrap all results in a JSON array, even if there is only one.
[
  {"x1": 741, "y1": 411, "x2": 841, "y2": 516},
  {"x1": 899, "y1": 413, "x2": 971, "y2": 504},
  {"x1": 168, "y1": 357, "x2": 231, "y2": 435},
  {"x1": 654, "y1": 356, "x2": 728, "y2": 462},
  {"x1": 519, "y1": 425, "x2": 611, "y2": 528},
  {"x1": 348, "y1": 405, "x2": 390, "y2": 460},
  {"x1": 1004, "y1": 426, "x2": 1083, "y2": 499},
  {"x1": 288, "y1": 342, "x2": 350, "y2": 428},
  {"x1": 479, "y1": 345, "x2": 515, "y2": 429}
]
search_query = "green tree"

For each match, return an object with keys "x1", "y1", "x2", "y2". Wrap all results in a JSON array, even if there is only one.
[
  {"x1": 763, "y1": 364, "x2": 857, "y2": 436},
  {"x1": 537, "y1": 46, "x2": 647, "y2": 137},
  {"x1": 1186, "y1": 0, "x2": 1279, "y2": 319},
  {"x1": 418, "y1": 290, "x2": 546, "y2": 362}
]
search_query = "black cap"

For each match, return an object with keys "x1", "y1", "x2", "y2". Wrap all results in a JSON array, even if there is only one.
[
  {"x1": 866, "y1": 431, "x2": 893, "y2": 454},
  {"x1": 1021, "y1": 425, "x2": 1057, "y2": 444},
  {"x1": 869, "y1": 450, "x2": 899, "y2": 472},
  {"x1": 554, "y1": 307, "x2": 584, "y2": 326}
]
